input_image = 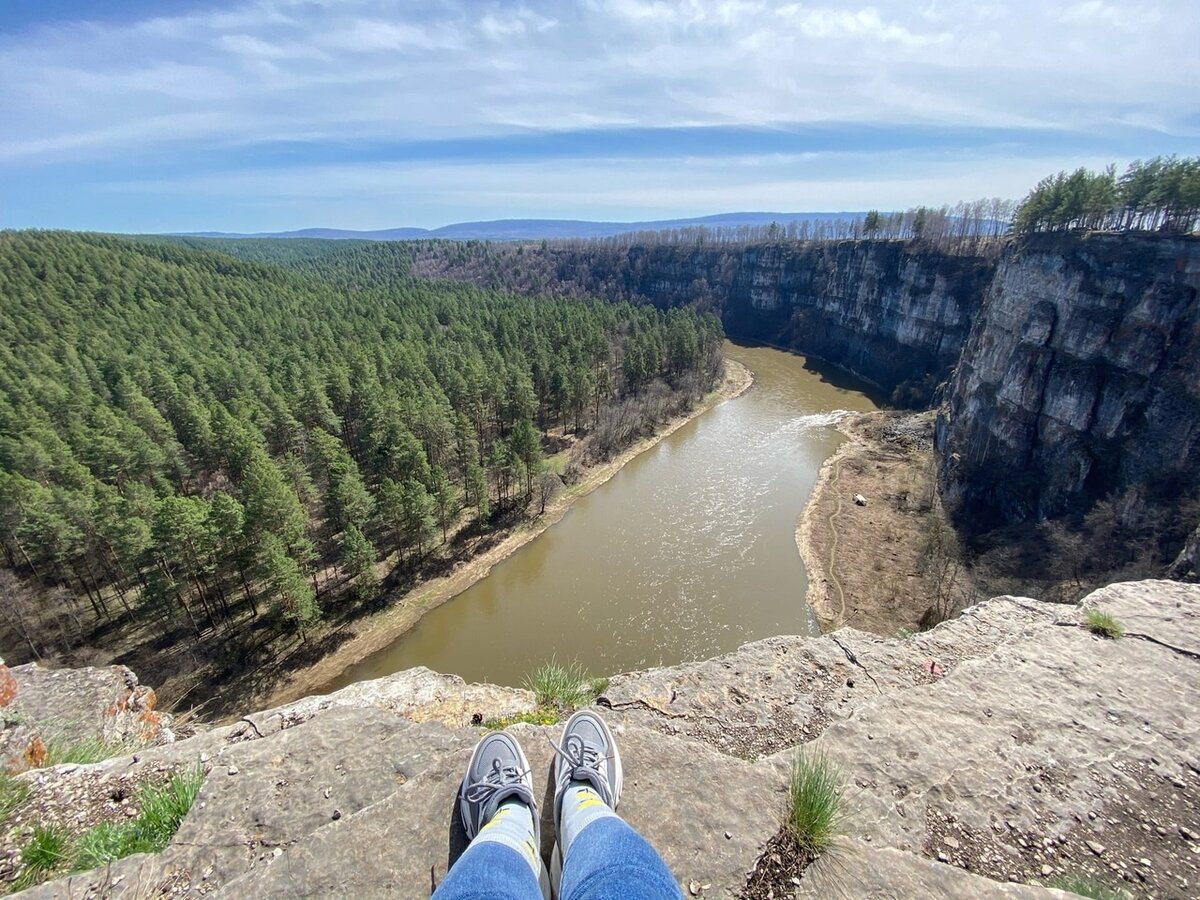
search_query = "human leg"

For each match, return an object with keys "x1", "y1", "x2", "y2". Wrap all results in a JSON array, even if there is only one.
[
  {"x1": 550, "y1": 711, "x2": 682, "y2": 900},
  {"x1": 433, "y1": 732, "x2": 549, "y2": 900}
]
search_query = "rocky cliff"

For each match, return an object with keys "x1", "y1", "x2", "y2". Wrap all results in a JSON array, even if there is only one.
[
  {"x1": 417, "y1": 234, "x2": 1200, "y2": 542},
  {"x1": 414, "y1": 240, "x2": 996, "y2": 405},
  {"x1": 936, "y1": 234, "x2": 1200, "y2": 529},
  {"x1": 3, "y1": 580, "x2": 1198, "y2": 898}
]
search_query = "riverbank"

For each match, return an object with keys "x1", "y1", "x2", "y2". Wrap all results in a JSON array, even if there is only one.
[
  {"x1": 248, "y1": 358, "x2": 755, "y2": 716},
  {"x1": 796, "y1": 410, "x2": 970, "y2": 636}
]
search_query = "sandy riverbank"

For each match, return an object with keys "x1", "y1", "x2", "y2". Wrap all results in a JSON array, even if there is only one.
[
  {"x1": 796, "y1": 409, "x2": 956, "y2": 637},
  {"x1": 252, "y1": 359, "x2": 755, "y2": 714}
]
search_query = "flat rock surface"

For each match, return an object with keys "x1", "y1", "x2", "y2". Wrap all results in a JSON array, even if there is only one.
[{"x1": 10, "y1": 580, "x2": 1199, "y2": 899}]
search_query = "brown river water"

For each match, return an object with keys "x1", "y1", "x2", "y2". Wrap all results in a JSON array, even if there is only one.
[{"x1": 326, "y1": 342, "x2": 880, "y2": 690}]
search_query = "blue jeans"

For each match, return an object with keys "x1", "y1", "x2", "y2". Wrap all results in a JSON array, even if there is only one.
[{"x1": 433, "y1": 815, "x2": 682, "y2": 899}]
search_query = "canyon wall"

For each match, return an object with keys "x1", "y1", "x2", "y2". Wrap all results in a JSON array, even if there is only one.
[
  {"x1": 658, "y1": 241, "x2": 994, "y2": 404},
  {"x1": 415, "y1": 233, "x2": 1200, "y2": 539},
  {"x1": 414, "y1": 240, "x2": 996, "y2": 405},
  {"x1": 935, "y1": 234, "x2": 1200, "y2": 529}
]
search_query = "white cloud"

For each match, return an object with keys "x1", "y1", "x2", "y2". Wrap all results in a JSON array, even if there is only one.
[
  {"x1": 0, "y1": 0, "x2": 1196, "y2": 228},
  {"x1": 2, "y1": 0, "x2": 1196, "y2": 166}
]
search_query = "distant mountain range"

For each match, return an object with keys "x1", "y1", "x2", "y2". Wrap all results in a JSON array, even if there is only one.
[{"x1": 179, "y1": 211, "x2": 866, "y2": 242}]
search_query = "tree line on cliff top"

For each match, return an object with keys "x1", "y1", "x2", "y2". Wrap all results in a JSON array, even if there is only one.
[
  {"x1": 0, "y1": 232, "x2": 721, "y2": 662},
  {"x1": 1012, "y1": 156, "x2": 1200, "y2": 235}
]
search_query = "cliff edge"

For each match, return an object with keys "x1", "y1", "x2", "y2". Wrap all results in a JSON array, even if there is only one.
[{"x1": 2, "y1": 579, "x2": 1198, "y2": 898}]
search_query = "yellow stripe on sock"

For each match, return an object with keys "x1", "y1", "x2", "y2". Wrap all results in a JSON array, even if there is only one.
[
  {"x1": 575, "y1": 791, "x2": 603, "y2": 811},
  {"x1": 480, "y1": 808, "x2": 509, "y2": 831}
]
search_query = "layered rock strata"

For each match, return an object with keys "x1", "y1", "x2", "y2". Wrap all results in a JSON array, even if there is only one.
[{"x1": 937, "y1": 234, "x2": 1200, "y2": 527}]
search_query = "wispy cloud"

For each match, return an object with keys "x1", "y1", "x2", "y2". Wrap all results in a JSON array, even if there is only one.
[{"x1": 0, "y1": 0, "x2": 1196, "y2": 230}]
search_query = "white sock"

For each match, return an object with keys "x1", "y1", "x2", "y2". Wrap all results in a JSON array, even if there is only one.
[
  {"x1": 560, "y1": 782, "x2": 618, "y2": 855},
  {"x1": 474, "y1": 800, "x2": 541, "y2": 879}
]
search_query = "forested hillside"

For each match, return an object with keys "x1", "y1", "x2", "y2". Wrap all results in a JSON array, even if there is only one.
[
  {"x1": 159, "y1": 236, "x2": 413, "y2": 290},
  {"x1": 0, "y1": 232, "x2": 722, "y2": 675}
]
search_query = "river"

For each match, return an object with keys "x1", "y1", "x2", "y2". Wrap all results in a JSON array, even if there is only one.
[{"x1": 326, "y1": 342, "x2": 880, "y2": 690}]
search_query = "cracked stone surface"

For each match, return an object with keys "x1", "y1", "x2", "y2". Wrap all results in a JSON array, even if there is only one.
[
  {"x1": 10, "y1": 580, "x2": 1199, "y2": 898},
  {"x1": 598, "y1": 594, "x2": 1060, "y2": 759}
]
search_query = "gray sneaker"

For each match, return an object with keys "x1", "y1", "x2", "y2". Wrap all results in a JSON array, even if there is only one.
[
  {"x1": 550, "y1": 709, "x2": 624, "y2": 837},
  {"x1": 457, "y1": 732, "x2": 540, "y2": 842}
]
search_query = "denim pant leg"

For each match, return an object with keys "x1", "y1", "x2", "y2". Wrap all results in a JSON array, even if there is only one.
[
  {"x1": 433, "y1": 839, "x2": 543, "y2": 900},
  {"x1": 560, "y1": 816, "x2": 683, "y2": 900}
]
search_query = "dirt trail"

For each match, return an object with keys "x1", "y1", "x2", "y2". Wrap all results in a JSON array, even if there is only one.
[{"x1": 797, "y1": 410, "x2": 963, "y2": 636}]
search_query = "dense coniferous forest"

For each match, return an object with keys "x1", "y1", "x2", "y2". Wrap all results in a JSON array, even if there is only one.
[
  {"x1": 0, "y1": 232, "x2": 722, "y2": 673},
  {"x1": 1013, "y1": 156, "x2": 1200, "y2": 234}
]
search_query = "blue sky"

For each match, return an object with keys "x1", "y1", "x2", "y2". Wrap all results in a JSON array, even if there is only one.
[{"x1": 1, "y1": 0, "x2": 1197, "y2": 232}]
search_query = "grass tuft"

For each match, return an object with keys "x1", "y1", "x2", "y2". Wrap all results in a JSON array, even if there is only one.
[
  {"x1": 72, "y1": 821, "x2": 151, "y2": 872},
  {"x1": 6, "y1": 768, "x2": 204, "y2": 890},
  {"x1": 1047, "y1": 874, "x2": 1129, "y2": 899},
  {"x1": 71, "y1": 767, "x2": 203, "y2": 873},
  {"x1": 1084, "y1": 609, "x2": 1125, "y2": 640},
  {"x1": 784, "y1": 750, "x2": 844, "y2": 854},
  {"x1": 524, "y1": 660, "x2": 603, "y2": 712},
  {"x1": 13, "y1": 826, "x2": 70, "y2": 891},
  {"x1": 134, "y1": 768, "x2": 204, "y2": 850},
  {"x1": 0, "y1": 773, "x2": 29, "y2": 825},
  {"x1": 44, "y1": 734, "x2": 139, "y2": 767}
]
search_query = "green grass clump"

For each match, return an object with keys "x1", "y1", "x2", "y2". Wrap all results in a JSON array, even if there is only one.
[
  {"x1": 784, "y1": 750, "x2": 844, "y2": 854},
  {"x1": 5, "y1": 768, "x2": 204, "y2": 888},
  {"x1": 1084, "y1": 609, "x2": 1125, "y2": 640},
  {"x1": 1047, "y1": 874, "x2": 1129, "y2": 899},
  {"x1": 44, "y1": 735, "x2": 139, "y2": 767},
  {"x1": 0, "y1": 773, "x2": 29, "y2": 825},
  {"x1": 71, "y1": 767, "x2": 203, "y2": 872},
  {"x1": 72, "y1": 821, "x2": 150, "y2": 872},
  {"x1": 12, "y1": 826, "x2": 70, "y2": 891},
  {"x1": 524, "y1": 660, "x2": 604, "y2": 712},
  {"x1": 133, "y1": 768, "x2": 204, "y2": 850}
]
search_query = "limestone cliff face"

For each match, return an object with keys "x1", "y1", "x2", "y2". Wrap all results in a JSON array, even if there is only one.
[
  {"x1": 573, "y1": 241, "x2": 995, "y2": 404},
  {"x1": 714, "y1": 241, "x2": 994, "y2": 403},
  {"x1": 414, "y1": 240, "x2": 995, "y2": 404},
  {"x1": 936, "y1": 234, "x2": 1200, "y2": 527}
]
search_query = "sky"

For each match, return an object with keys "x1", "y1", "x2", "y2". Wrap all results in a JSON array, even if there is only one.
[{"x1": 1, "y1": 0, "x2": 1197, "y2": 232}]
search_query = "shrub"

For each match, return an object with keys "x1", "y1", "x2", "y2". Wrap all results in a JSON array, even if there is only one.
[
  {"x1": 1084, "y1": 609, "x2": 1125, "y2": 640},
  {"x1": 785, "y1": 750, "x2": 844, "y2": 854}
]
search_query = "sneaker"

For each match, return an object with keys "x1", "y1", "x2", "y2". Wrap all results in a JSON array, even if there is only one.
[
  {"x1": 549, "y1": 709, "x2": 624, "y2": 837},
  {"x1": 457, "y1": 731, "x2": 540, "y2": 843}
]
